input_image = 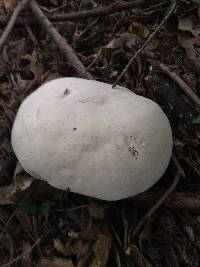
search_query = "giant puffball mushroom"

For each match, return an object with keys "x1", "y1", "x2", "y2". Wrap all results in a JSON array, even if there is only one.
[{"x1": 11, "y1": 78, "x2": 173, "y2": 201}]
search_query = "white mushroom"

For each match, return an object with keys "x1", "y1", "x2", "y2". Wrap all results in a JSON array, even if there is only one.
[{"x1": 11, "y1": 78, "x2": 173, "y2": 201}]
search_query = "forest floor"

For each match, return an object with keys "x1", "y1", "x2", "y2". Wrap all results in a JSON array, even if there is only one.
[{"x1": 0, "y1": 0, "x2": 200, "y2": 266}]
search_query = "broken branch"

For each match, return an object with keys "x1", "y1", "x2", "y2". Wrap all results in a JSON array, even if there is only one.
[
  {"x1": 29, "y1": 0, "x2": 93, "y2": 80},
  {"x1": 47, "y1": 0, "x2": 150, "y2": 22},
  {"x1": 0, "y1": 0, "x2": 29, "y2": 50}
]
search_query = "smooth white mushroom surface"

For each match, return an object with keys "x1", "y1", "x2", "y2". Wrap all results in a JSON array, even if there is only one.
[{"x1": 11, "y1": 78, "x2": 173, "y2": 201}]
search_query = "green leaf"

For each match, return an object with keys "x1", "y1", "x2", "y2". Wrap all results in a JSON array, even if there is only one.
[
  {"x1": 191, "y1": 0, "x2": 200, "y2": 4},
  {"x1": 192, "y1": 115, "x2": 200, "y2": 124},
  {"x1": 39, "y1": 202, "x2": 51, "y2": 220},
  {"x1": 20, "y1": 199, "x2": 38, "y2": 215}
]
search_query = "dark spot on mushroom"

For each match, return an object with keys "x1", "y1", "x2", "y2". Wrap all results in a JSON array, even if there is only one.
[
  {"x1": 128, "y1": 135, "x2": 140, "y2": 159},
  {"x1": 128, "y1": 145, "x2": 139, "y2": 159},
  {"x1": 73, "y1": 127, "x2": 77, "y2": 130},
  {"x1": 61, "y1": 88, "x2": 70, "y2": 98}
]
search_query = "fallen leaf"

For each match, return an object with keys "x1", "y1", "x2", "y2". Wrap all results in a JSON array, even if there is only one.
[
  {"x1": 129, "y1": 21, "x2": 150, "y2": 38},
  {"x1": 14, "y1": 174, "x2": 34, "y2": 192},
  {"x1": 178, "y1": 32, "x2": 200, "y2": 57},
  {"x1": 0, "y1": 185, "x2": 15, "y2": 205},
  {"x1": 21, "y1": 49, "x2": 43, "y2": 85},
  {"x1": 106, "y1": 32, "x2": 141, "y2": 49},
  {"x1": 0, "y1": 172, "x2": 34, "y2": 205},
  {"x1": 54, "y1": 239, "x2": 68, "y2": 256},
  {"x1": 3, "y1": 0, "x2": 16, "y2": 12},
  {"x1": 179, "y1": 15, "x2": 200, "y2": 37},
  {"x1": 178, "y1": 31, "x2": 200, "y2": 71},
  {"x1": 65, "y1": 239, "x2": 90, "y2": 259},
  {"x1": 93, "y1": 230, "x2": 111, "y2": 267}
]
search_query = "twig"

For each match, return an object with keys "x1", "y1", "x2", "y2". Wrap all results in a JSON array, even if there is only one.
[
  {"x1": 114, "y1": 0, "x2": 177, "y2": 86},
  {"x1": 47, "y1": 0, "x2": 151, "y2": 22},
  {"x1": 0, "y1": 0, "x2": 29, "y2": 50},
  {"x1": 152, "y1": 60, "x2": 200, "y2": 107},
  {"x1": 0, "y1": 191, "x2": 31, "y2": 238},
  {"x1": 0, "y1": 1, "x2": 165, "y2": 27},
  {"x1": 29, "y1": 0, "x2": 93, "y2": 80},
  {"x1": 128, "y1": 154, "x2": 185, "y2": 243},
  {"x1": 1, "y1": 235, "x2": 43, "y2": 267},
  {"x1": 130, "y1": 190, "x2": 200, "y2": 209},
  {"x1": 86, "y1": 48, "x2": 102, "y2": 70}
]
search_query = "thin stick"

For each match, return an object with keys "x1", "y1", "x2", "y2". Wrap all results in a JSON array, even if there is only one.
[
  {"x1": 155, "y1": 61, "x2": 200, "y2": 107},
  {"x1": 0, "y1": 0, "x2": 29, "y2": 50},
  {"x1": 47, "y1": 0, "x2": 150, "y2": 22},
  {"x1": 1, "y1": 235, "x2": 43, "y2": 267},
  {"x1": 0, "y1": 191, "x2": 30, "y2": 238},
  {"x1": 128, "y1": 154, "x2": 185, "y2": 243},
  {"x1": 29, "y1": 0, "x2": 93, "y2": 80},
  {"x1": 114, "y1": 0, "x2": 177, "y2": 86}
]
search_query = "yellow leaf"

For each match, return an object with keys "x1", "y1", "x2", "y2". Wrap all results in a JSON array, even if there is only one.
[
  {"x1": 89, "y1": 259, "x2": 101, "y2": 267},
  {"x1": 126, "y1": 244, "x2": 143, "y2": 266},
  {"x1": 3, "y1": 0, "x2": 16, "y2": 12},
  {"x1": 129, "y1": 21, "x2": 150, "y2": 38}
]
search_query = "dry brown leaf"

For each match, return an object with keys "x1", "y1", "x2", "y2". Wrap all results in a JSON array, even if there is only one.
[
  {"x1": 0, "y1": 172, "x2": 34, "y2": 204},
  {"x1": 93, "y1": 230, "x2": 111, "y2": 267},
  {"x1": 13, "y1": 174, "x2": 34, "y2": 192},
  {"x1": 43, "y1": 71, "x2": 60, "y2": 83},
  {"x1": 178, "y1": 31, "x2": 200, "y2": 72},
  {"x1": 0, "y1": 82, "x2": 19, "y2": 111},
  {"x1": 144, "y1": 40, "x2": 158, "y2": 53},
  {"x1": 0, "y1": 99, "x2": 15, "y2": 125},
  {"x1": 178, "y1": 15, "x2": 200, "y2": 37},
  {"x1": 21, "y1": 49, "x2": 43, "y2": 84},
  {"x1": 65, "y1": 239, "x2": 90, "y2": 259},
  {"x1": 0, "y1": 185, "x2": 15, "y2": 205},
  {"x1": 3, "y1": 0, "x2": 16, "y2": 12},
  {"x1": 106, "y1": 33, "x2": 141, "y2": 50},
  {"x1": 53, "y1": 239, "x2": 68, "y2": 256}
]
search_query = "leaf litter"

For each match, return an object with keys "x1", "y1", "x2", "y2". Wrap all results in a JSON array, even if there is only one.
[{"x1": 0, "y1": 0, "x2": 200, "y2": 266}]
